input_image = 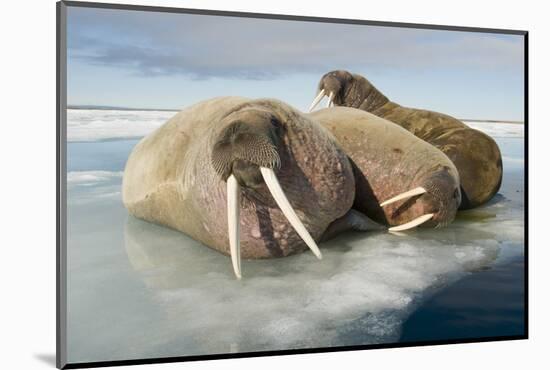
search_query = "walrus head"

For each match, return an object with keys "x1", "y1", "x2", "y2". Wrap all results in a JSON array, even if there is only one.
[
  {"x1": 309, "y1": 70, "x2": 389, "y2": 112},
  {"x1": 380, "y1": 168, "x2": 461, "y2": 231},
  {"x1": 212, "y1": 108, "x2": 282, "y2": 188},
  {"x1": 210, "y1": 102, "x2": 354, "y2": 278},
  {"x1": 309, "y1": 106, "x2": 461, "y2": 233}
]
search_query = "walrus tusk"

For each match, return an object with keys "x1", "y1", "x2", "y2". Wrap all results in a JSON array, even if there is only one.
[
  {"x1": 380, "y1": 187, "x2": 427, "y2": 207},
  {"x1": 388, "y1": 213, "x2": 434, "y2": 232},
  {"x1": 308, "y1": 89, "x2": 326, "y2": 112},
  {"x1": 260, "y1": 167, "x2": 323, "y2": 259},
  {"x1": 326, "y1": 92, "x2": 334, "y2": 108},
  {"x1": 227, "y1": 174, "x2": 242, "y2": 279}
]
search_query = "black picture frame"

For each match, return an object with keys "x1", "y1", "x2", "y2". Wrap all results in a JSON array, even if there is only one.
[{"x1": 56, "y1": 1, "x2": 529, "y2": 368}]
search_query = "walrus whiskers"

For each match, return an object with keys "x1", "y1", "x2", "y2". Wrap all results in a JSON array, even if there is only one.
[
  {"x1": 309, "y1": 89, "x2": 326, "y2": 112},
  {"x1": 388, "y1": 213, "x2": 434, "y2": 232},
  {"x1": 260, "y1": 167, "x2": 323, "y2": 260},
  {"x1": 227, "y1": 174, "x2": 242, "y2": 279},
  {"x1": 380, "y1": 187, "x2": 428, "y2": 207}
]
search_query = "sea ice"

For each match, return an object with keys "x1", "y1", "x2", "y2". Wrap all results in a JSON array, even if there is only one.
[
  {"x1": 463, "y1": 120, "x2": 524, "y2": 138},
  {"x1": 65, "y1": 109, "x2": 524, "y2": 363},
  {"x1": 67, "y1": 109, "x2": 176, "y2": 142}
]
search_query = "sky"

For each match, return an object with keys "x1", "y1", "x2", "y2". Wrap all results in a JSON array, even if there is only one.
[{"x1": 66, "y1": 7, "x2": 525, "y2": 121}]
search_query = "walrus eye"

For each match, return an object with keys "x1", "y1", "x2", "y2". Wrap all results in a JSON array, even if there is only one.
[{"x1": 270, "y1": 116, "x2": 282, "y2": 129}]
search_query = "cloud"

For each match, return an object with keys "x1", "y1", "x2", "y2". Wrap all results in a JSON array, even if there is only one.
[{"x1": 67, "y1": 7, "x2": 524, "y2": 79}]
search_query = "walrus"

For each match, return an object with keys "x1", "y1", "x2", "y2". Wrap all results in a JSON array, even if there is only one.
[
  {"x1": 309, "y1": 70, "x2": 503, "y2": 209},
  {"x1": 309, "y1": 107, "x2": 461, "y2": 230},
  {"x1": 122, "y1": 97, "x2": 384, "y2": 279}
]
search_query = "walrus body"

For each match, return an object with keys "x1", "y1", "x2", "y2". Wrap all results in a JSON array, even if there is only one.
[
  {"x1": 122, "y1": 97, "x2": 357, "y2": 263},
  {"x1": 375, "y1": 102, "x2": 502, "y2": 209},
  {"x1": 312, "y1": 70, "x2": 503, "y2": 209},
  {"x1": 310, "y1": 108, "x2": 461, "y2": 229}
]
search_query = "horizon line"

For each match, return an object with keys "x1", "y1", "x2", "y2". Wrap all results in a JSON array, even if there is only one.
[{"x1": 67, "y1": 104, "x2": 524, "y2": 124}]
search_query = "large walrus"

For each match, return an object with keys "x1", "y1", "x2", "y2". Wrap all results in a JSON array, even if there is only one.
[
  {"x1": 309, "y1": 70, "x2": 503, "y2": 209},
  {"x1": 310, "y1": 107, "x2": 461, "y2": 230},
  {"x1": 123, "y1": 97, "x2": 386, "y2": 279}
]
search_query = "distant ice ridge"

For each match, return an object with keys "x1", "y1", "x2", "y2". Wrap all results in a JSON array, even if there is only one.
[
  {"x1": 67, "y1": 109, "x2": 524, "y2": 142},
  {"x1": 67, "y1": 109, "x2": 176, "y2": 142},
  {"x1": 464, "y1": 121, "x2": 524, "y2": 138},
  {"x1": 68, "y1": 170, "x2": 123, "y2": 185}
]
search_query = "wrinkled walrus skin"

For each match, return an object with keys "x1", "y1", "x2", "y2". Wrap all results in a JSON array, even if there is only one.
[
  {"x1": 122, "y1": 97, "x2": 358, "y2": 260},
  {"x1": 313, "y1": 70, "x2": 503, "y2": 209},
  {"x1": 310, "y1": 107, "x2": 461, "y2": 229}
]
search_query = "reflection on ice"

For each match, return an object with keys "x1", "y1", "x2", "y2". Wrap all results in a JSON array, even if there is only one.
[{"x1": 67, "y1": 171, "x2": 123, "y2": 205}]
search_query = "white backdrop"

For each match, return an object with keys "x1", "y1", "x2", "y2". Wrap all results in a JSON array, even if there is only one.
[{"x1": 0, "y1": 0, "x2": 546, "y2": 369}]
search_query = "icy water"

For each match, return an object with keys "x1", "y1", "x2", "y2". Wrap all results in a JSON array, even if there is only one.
[{"x1": 65, "y1": 110, "x2": 525, "y2": 363}]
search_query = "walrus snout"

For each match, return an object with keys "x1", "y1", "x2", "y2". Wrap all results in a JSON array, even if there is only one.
[
  {"x1": 319, "y1": 74, "x2": 343, "y2": 97},
  {"x1": 422, "y1": 170, "x2": 461, "y2": 228},
  {"x1": 380, "y1": 167, "x2": 460, "y2": 231},
  {"x1": 309, "y1": 70, "x2": 354, "y2": 111},
  {"x1": 211, "y1": 117, "x2": 282, "y2": 183},
  {"x1": 229, "y1": 159, "x2": 264, "y2": 189}
]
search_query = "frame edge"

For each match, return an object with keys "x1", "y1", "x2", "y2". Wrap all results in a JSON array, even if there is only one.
[{"x1": 57, "y1": 1, "x2": 68, "y2": 369}]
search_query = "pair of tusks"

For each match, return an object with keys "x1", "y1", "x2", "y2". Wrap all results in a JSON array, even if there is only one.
[
  {"x1": 379, "y1": 186, "x2": 435, "y2": 231},
  {"x1": 227, "y1": 167, "x2": 322, "y2": 279},
  {"x1": 308, "y1": 89, "x2": 334, "y2": 112}
]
